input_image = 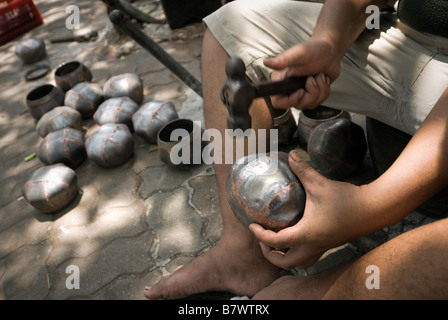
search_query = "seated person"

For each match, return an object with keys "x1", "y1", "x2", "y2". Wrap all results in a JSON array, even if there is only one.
[{"x1": 144, "y1": 0, "x2": 448, "y2": 299}]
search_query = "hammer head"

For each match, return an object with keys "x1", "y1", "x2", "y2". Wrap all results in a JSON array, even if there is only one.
[{"x1": 221, "y1": 57, "x2": 254, "y2": 131}]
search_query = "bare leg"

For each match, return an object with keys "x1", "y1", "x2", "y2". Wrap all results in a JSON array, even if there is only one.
[
  {"x1": 253, "y1": 218, "x2": 448, "y2": 299},
  {"x1": 144, "y1": 29, "x2": 280, "y2": 299}
]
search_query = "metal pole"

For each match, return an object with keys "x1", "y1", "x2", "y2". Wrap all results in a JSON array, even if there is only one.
[{"x1": 109, "y1": 10, "x2": 203, "y2": 97}]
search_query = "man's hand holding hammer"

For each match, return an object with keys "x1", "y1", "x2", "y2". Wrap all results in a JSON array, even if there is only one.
[
  {"x1": 263, "y1": 39, "x2": 336, "y2": 111},
  {"x1": 263, "y1": 0, "x2": 390, "y2": 111}
]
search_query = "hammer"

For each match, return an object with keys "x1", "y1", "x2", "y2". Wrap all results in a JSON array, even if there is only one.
[{"x1": 221, "y1": 57, "x2": 307, "y2": 131}]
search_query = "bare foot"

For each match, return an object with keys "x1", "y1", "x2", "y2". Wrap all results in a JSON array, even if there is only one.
[{"x1": 143, "y1": 238, "x2": 280, "y2": 299}]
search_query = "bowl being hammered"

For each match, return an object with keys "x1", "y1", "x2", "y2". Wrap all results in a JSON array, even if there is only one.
[{"x1": 226, "y1": 152, "x2": 306, "y2": 231}]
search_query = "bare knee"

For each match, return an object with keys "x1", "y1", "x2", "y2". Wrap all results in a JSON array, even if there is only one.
[{"x1": 324, "y1": 218, "x2": 448, "y2": 299}]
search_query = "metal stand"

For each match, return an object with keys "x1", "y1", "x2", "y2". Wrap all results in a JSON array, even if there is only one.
[
  {"x1": 103, "y1": 0, "x2": 165, "y2": 24},
  {"x1": 108, "y1": 9, "x2": 203, "y2": 98}
]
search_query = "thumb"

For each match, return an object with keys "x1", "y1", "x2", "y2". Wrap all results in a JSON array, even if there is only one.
[
  {"x1": 288, "y1": 149, "x2": 323, "y2": 190},
  {"x1": 263, "y1": 55, "x2": 288, "y2": 71},
  {"x1": 263, "y1": 45, "x2": 307, "y2": 71}
]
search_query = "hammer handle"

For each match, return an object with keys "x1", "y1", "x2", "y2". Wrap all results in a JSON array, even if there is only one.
[{"x1": 254, "y1": 76, "x2": 307, "y2": 98}]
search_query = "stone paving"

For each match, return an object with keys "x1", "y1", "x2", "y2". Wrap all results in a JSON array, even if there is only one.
[
  {"x1": 0, "y1": 0, "x2": 220, "y2": 300},
  {"x1": 0, "y1": 0, "x2": 437, "y2": 300}
]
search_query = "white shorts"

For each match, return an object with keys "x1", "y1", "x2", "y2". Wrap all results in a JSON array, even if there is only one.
[{"x1": 203, "y1": 0, "x2": 448, "y2": 135}]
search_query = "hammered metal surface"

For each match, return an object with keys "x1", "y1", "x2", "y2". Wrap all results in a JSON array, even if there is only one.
[
  {"x1": 132, "y1": 100, "x2": 178, "y2": 144},
  {"x1": 157, "y1": 118, "x2": 205, "y2": 166},
  {"x1": 308, "y1": 118, "x2": 367, "y2": 180},
  {"x1": 94, "y1": 97, "x2": 139, "y2": 130},
  {"x1": 273, "y1": 109, "x2": 297, "y2": 145},
  {"x1": 85, "y1": 123, "x2": 134, "y2": 168},
  {"x1": 26, "y1": 84, "x2": 65, "y2": 120},
  {"x1": 21, "y1": 164, "x2": 78, "y2": 213},
  {"x1": 37, "y1": 128, "x2": 86, "y2": 168},
  {"x1": 103, "y1": 73, "x2": 144, "y2": 105},
  {"x1": 15, "y1": 38, "x2": 47, "y2": 64},
  {"x1": 296, "y1": 107, "x2": 350, "y2": 149},
  {"x1": 55, "y1": 61, "x2": 93, "y2": 93},
  {"x1": 64, "y1": 82, "x2": 104, "y2": 119},
  {"x1": 226, "y1": 152, "x2": 306, "y2": 231},
  {"x1": 36, "y1": 106, "x2": 83, "y2": 137}
]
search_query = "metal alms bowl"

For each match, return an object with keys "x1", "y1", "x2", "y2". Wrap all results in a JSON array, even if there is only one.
[
  {"x1": 296, "y1": 105, "x2": 351, "y2": 149},
  {"x1": 157, "y1": 118, "x2": 205, "y2": 166},
  {"x1": 26, "y1": 84, "x2": 65, "y2": 120},
  {"x1": 15, "y1": 38, "x2": 47, "y2": 64},
  {"x1": 226, "y1": 152, "x2": 306, "y2": 231},
  {"x1": 54, "y1": 60, "x2": 92, "y2": 93}
]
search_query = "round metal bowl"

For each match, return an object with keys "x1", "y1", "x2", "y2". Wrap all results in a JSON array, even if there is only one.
[{"x1": 226, "y1": 152, "x2": 306, "y2": 231}]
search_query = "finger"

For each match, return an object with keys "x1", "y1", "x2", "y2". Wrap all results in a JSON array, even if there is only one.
[
  {"x1": 281, "y1": 247, "x2": 325, "y2": 270},
  {"x1": 314, "y1": 73, "x2": 331, "y2": 101},
  {"x1": 264, "y1": 50, "x2": 303, "y2": 71},
  {"x1": 288, "y1": 150, "x2": 325, "y2": 190},
  {"x1": 264, "y1": 44, "x2": 310, "y2": 70},
  {"x1": 258, "y1": 241, "x2": 290, "y2": 267},
  {"x1": 295, "y1": 74, "x2": 331, "y2": 109},
  {"x1": 269, "y1": 69, "x2": 288, "y2": 82},
  {"x1": 261, "y1": 241, "x2": 325, "y2": 270},
  {"x1": 263, "y1": 56, "x2": 287, "y2": 71},
  {"x1": 271, "y1": 74, "x2": 331, "y2": 110},
  {"x1": 250, "y1": 223, "x2": 298, "y2": 250},
  {"x1": 259, "y1": 242, "x2": 305, "y2": 270},
  {"x1": 270, "y1": 89, "x2": 305, "y2": 109},
  {"x1": 305, "y1": 75, "x2": 319, "y2": 97}
]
